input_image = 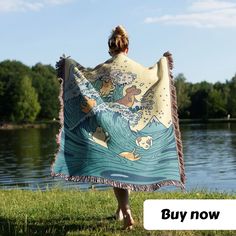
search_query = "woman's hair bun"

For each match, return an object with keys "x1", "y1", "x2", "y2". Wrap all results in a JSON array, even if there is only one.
[
  {"x1": 108, "y1": 25, "x2": 129, "y2": 56},
  {"x1": 113, "y1": 25, "x2": 128, "y2": 38}
]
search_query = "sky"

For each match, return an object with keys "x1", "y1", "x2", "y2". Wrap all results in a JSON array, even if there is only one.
[{"x1": 0, "y1": 0, "x2": 236, "y2": 83}]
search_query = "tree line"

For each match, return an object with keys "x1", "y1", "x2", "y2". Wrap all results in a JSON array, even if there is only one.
[
  {"x1": 175, "y1": 73, "x2": 236, "y2": 119},
  {"x1": 0, "y1": 60, "x2": 235, "y2": 123},
  {"x1": 0, "y1": 60, "x2": 60, "y2": 123}
]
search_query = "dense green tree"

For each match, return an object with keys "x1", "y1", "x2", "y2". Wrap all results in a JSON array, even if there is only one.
[
  {"x1": 32, "y1": 63, "x2": 60, "y2": 119},
  {"x1": 12, "y1": 76, "x2": 41, "y2": 122},
  {"x1": 227, "y1": 74, "x2": 236, "y2": 117},
  {"x1": 207, "y1": 88, "x2": 227, "y2": 118},
  {"x1": 0, "y1": 81, "x2": 4, "y2": 96},
  {"x1": 174, "y1": 73, "x2": 191, "y2": 118},
  {"x1": 188, "y1": 81, "x2": 212, "y2": 119},
  {"x1": 0, "y1": 60, "x2": 32, "y2": 120},
  {"x1": 214, "y1": 81, "x2": 230, "y2": 114},
  {"x1": 0, "y1": 60, "x2": 31, "y2": 76},
  {"x1": 188, "y1": 81, "x2": 228, "y2": 119},
  {"x1": 0, "y1": 60, "x2": 41, "y2": 122}
]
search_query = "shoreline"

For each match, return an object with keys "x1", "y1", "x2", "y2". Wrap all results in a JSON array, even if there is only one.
[
  {"x1": 180, "y1": 118, "x2": 236, "y2": 124},
  {"x1": 0, "y1": 120, "x2": 60, "y2": 130},
  {"x1": 0, "y1": 118, "x2": 235, "y2": 130}
]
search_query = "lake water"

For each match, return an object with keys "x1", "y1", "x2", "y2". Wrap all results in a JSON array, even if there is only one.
[{"x1": 0, "y1": 123, "x2": 236, "y2": 192}]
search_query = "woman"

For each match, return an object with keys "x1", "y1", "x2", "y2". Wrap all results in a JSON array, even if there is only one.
[
  {"x1": 52, "y1": 25, "x2": 185, "y2": 231},
  {"x1": 108, "y1": 25, "x2": 134, "y2": 230}
]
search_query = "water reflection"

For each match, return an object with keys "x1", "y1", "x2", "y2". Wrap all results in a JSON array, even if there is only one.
[
  {"x1": 181, "y1": 123, "x2": 236, "y2": 192},
  {"x1": 0, "y1": 123, "x2": 236, "y2": 192},
  {"x1": 0, "y1": 125, "x2": 59, "y2": 189}
]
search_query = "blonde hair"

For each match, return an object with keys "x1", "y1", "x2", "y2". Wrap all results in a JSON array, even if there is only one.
[{"x1": 108, "y1": 25, "x2": 129, "y2": 56}]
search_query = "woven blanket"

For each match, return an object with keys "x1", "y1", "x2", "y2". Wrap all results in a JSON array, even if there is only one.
[{"x1": 51, "y1": 52, "x2": 185, "y2": 191}]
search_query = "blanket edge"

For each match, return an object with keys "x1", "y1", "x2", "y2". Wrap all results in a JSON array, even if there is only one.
[{"x1": 163, "y1": 51, "x2": 186, "y2": 187}]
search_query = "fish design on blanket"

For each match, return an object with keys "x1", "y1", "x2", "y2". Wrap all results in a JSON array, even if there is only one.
[{"x1": 119, "y1": 148, "x2": 140, "y2": 161}]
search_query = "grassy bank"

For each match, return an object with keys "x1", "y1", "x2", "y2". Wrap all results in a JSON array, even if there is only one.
[{"x1": 0, "y1": 189, "x2": 236, "y2": 236}]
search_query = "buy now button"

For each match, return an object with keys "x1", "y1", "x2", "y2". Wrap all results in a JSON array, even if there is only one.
[{"x1": 144, "y1": 199, "x2": 236, "y2": 230}]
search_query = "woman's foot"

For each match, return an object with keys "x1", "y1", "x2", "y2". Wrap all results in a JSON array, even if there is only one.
[
  {"x1": 115, "y1": 208, "x2": 123, "y2": 221},
  {"x1": 122, "y1": 209, "x2": 134, "y2": 230}
]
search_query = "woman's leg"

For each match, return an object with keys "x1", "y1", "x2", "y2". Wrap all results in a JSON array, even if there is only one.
[{"x1": 113, "y1": 187, "x2": 134, "y2": 229}]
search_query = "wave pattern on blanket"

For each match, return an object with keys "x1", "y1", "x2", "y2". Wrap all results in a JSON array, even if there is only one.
[{"x1": 51, "y1": 53, "x2": 185, "y2": 191}]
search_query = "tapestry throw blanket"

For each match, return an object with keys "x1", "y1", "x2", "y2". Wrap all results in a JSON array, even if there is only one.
[{"x1": 51, "y1": 52, "x2": 185, "y2": 191}]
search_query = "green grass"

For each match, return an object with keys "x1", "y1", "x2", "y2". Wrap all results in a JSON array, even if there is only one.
[{"x1": 0, "y1": 189, "x2": 235, "y2": 236}]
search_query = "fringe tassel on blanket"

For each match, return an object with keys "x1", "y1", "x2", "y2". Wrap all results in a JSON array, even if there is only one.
[{"x1": 163, "y1": 51, "x2": 186, "y2": 186}]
